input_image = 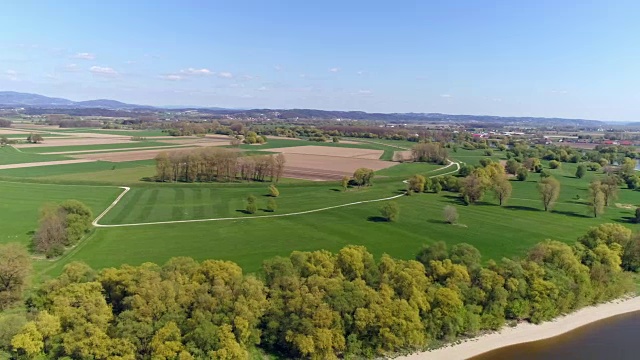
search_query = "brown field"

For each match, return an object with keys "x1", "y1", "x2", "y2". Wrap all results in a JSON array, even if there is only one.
[
  {"x1": 265, "y1": 145, "x2": 384, "y2": 160},
  {"x1": 0, "y1": 159, "x2": 96, "y2": 170},
  {"x1": 281, "y1": 153, "x2": 395, "y2": 181},
  {"x1": 0, "y1": 128, "x2": 32, "y2": 134}
]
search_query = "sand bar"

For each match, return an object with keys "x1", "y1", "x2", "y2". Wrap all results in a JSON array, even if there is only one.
[{"x1": 396, "y1": 296, "x2": 640, "y2": 360}]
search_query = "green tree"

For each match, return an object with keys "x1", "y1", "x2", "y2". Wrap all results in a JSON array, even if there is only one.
[
  {"x1": 600, "y1": 176, "x2": 619, "y2": 206},
  {"x1": 353, "y1": 168, "x2": 374, "y2": 187},
  {"x1": 267, "y1": 198, "x2": 277, "y2": 212},
  {"x1": 492, "y1": 175, "x2": 512, "y2": 206},
  {"x1": 549, "y1": 160, "x2": 561, "y2": 169},
  {"x1": 0, "y1": 243, "x2": 31, "y2": 310},
  {"x1": 268, "y1": 184, "x2": 280, "y2": 197},
  {"x1": 516, "y1": 167, "x2": 528, "y2": 181},
  {"x1": 380, "y1": 202, "x2": 399, "y2": 222},
  {"x1": 587, "y1": 180, "x2": 605, "y2": 218},
  {"x1": 460, "y1": 173, "x2": 489, "y2": 204},
  {"x1": 538, "y1": 177, "x2": 560, "y2": 211},
  {"x1": 407, "y1": 174, "x2": 426, "y2": 193},
  {"x1": 245, "y1": 195, "x2": 257, "y2": 214},
  {"x1": 505, "y1": 159, "x2": 520, "y2": 175},
  {"x1": 575, "y1": 164, "x2": 587, "y2": 179},
  {"x1": 340, "y1": 176, "x2": 349, "y2": 191}
]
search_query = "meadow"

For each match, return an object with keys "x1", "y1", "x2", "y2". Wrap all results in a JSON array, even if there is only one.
[
  {"x1": 1, "y1": 140, "x2": 637, "y2": 282},
  {"x1": 0, "y1": 146, "x2": 69, "y2": 165}
]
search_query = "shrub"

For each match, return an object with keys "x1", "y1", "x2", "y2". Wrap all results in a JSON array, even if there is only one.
[
  {"x1": 516, "y1": 167, "x2": 528, "y2": 181},
  {"x1": 380, "y1": 202, "x2": 399, "y2": 222},
  {"x1": 268, "y1": 184, "x2": 280, "y2": 197},
  {"x1": 443, "y1": 205, "x2": 458, "y2": 224},
  {"x1": 549, "y1": 160, "x2": 561, "y2": 169}
]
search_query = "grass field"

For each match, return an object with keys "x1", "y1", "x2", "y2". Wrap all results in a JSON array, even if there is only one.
[
  {"x1": 18, "y1": 141, "x2": 178, "y2": 154},
  {"x1": 0, "y1": 160, "x2": 154, "y2": 179},
  {"x1": 0, "y1": 145, "x2": 635, "y2": 283},
  {"x1": 0, "y1": 181, "x2": 121, "y2": 246},
  {"x1": 0, "y1": 146, "x2": 69, "y2": 165}
]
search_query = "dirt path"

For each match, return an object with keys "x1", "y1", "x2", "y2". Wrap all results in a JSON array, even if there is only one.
[{"x1": 91, "y1": 161, "x2": 460, "y2": 228}]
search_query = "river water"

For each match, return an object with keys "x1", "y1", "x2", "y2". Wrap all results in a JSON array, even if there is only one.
[{"x1": 471, "y1": 311, "x2": 640, "y2": 360}]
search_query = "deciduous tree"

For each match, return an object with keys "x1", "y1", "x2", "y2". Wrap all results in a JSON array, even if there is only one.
[
  {"x1": 380, "y1": 202, "x2": 399, "y2": 222},
  {"x1": 538, "y1": 177, "x2": 560, "y2": 211}
]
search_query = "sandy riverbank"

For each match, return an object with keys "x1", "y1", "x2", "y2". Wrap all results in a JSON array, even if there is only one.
[{"x1": 395, "y1": 296, "x2": 640, "y2": 360}]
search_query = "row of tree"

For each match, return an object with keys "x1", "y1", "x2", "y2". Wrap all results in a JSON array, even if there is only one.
[
  {"x1": 155, "y1": 148, "x2": 286, "y2": 183},
  {"x1": 1, "y1": 223, "x2": 638, "y2": 359}
]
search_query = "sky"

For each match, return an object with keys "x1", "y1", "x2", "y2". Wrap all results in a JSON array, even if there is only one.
[{"x1": 1, "y1": 0, "x2": 639, "y2": 121}]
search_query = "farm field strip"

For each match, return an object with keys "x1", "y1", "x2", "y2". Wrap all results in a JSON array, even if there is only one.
[
  {"x1": 91, "y1": 161, "x2": 460, "y2": 228},
  {"x1": 40, "y1": 143, "x2": 195, "y2": 155},
  {"x1": 0, "y1": 159, "x2": 96, "y2": 170}
]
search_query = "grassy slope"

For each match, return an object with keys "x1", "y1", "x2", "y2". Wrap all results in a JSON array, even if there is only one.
[
  {"x1": 0, "y1": 146, "x2": 69, "y2": 165},
  {"x1": 0, "y1": 182, "x2": 122, "y2": 246}
]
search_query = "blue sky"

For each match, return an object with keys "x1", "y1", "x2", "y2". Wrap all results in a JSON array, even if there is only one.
[{"x1": 1, "y1": 0, "x2": 639, "y2": 120}]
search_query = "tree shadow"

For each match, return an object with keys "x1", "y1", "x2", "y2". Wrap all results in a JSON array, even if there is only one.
[
  {"x1": 367, "y1": 216, "x2": 389, "y2": 223},
  {"x1": 140, "y1": 177, "x2": 156, "y2": 182},
  {"x1": 504, "y1": 205, "x2": 541, "y2": 212},
  {"x1": 261, "y1": 208, "x2": 275, "y2": 213},
  {"x1": 551, "y1": 209, "x2": 591, "y2": 218},
  {"x1": 236, "y1": 209, "x2": 253, "y2": 215},
  {"x1": 442, "y1": 194, "x2": 466, "y2": 205},
  {"x1": 614, "y1": 216, "x2": 637, "y2": 224},
  {"x1": 329, "y1": 188, "x2": 343, "y2": 192},
  {"x1": 26, "y1": 230, "x2": 35, "y2": 236},
  {"x1": 427, "y1": 219, "x2": 447, "y2": 224}
]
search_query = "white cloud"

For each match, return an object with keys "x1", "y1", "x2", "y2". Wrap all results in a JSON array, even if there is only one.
[
  {"x1": 89, "y1": 66, "x2": 118, "y2": 77},
  {"x1": 180, "y1": 68, "x2": 213, "y2": 76},
  {"x1": 63, "y1": 63, "x2": 81, "y2": 72},
  {"x1": 3, "y1": 70, "x2": 19, "y2": 81},
  {"x1": 257, "y1": 86, "x2": 268, "y2": 91},
  {"x1": 274, "y1": 65, "x2": 282, "y2": 71},
  {"x1": 329, "y1": 67, "x2": 340, "y2": 73},
  {"x1": 217, "y1": 72, "x2": 233, "y2": 79},
  {"x1": 356, "y1": 90, "x2": 373, "y2": 95},
  {"x1": 440, "y1": 94, "x2": 452, "y2": 98},
  {"x1": 73, "y1": 52, "x2": 96, "y2": 60},
  {"x1": 357, "y1": 70, "x2": 366, "y2": 75},
  {"x1": 161, "y1": 74, "x2": 183, "y2": 81},
  {"x1": 241, "y1": 75, "x2": 255, "y2": 80}
]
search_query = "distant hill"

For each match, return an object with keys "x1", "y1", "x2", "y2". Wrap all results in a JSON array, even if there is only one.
[
  {"x1": 0, "y1": 91, "x2": 148, "y2": 110},
  {"x1": 0, "y1": 91, "x2": 613, "y2": 126}
]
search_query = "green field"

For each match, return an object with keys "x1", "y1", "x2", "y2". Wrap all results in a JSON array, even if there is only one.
[
  {"x1": 0, "y1": 146, "x2": 69, "y2": 165},
  {"x1": 0, "y1": 181, "x2": 121, "y2": 246},
  {"x1": 0, "y1": 145, "x2": 636, "y2": 283},
  {"x1": 0, "y1": 160, "x2": 154, "y2": 180},
  {"x1": 17, "y1": 141, "x2": 178, "y2": 154}
]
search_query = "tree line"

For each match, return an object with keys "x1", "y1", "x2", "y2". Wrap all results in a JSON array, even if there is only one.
[
  {"x1": 1, "y1": 223, "x2": 639, "y2": 359},
  {"x1": 155, "y1": 148, "x2": 286, "y2": 183}
]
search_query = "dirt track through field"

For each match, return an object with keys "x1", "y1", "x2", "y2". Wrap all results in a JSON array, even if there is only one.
[{"x1": 91, "y1": 161, "x2": 460, "y2": 228}]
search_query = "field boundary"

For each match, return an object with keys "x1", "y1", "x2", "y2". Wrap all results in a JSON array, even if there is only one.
[{"x1": 92, "y1": 161, "x2": 460, "y2": 228}]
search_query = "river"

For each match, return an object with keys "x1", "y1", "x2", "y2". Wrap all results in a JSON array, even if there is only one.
[{"x1": 471, "y1": 311, "x2": 640, "y2": 360}]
